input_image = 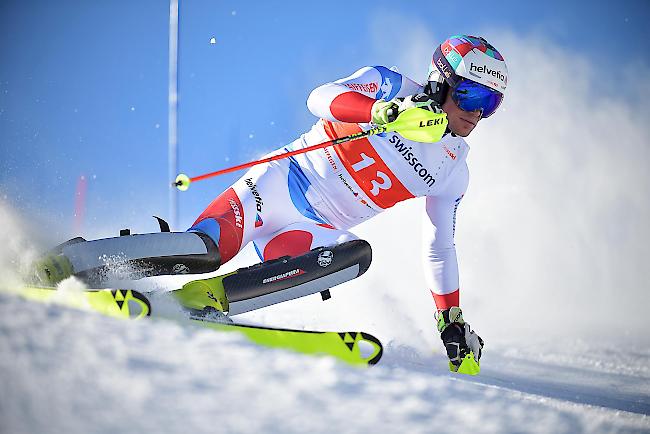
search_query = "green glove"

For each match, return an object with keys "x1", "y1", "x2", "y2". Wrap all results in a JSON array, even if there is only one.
[{"x1": 371, "y1": 100, "x2": 399, "y2": 125}]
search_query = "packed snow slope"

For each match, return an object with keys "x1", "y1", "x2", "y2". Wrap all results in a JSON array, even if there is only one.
[
  {"x1": 0, "y1": 288, "x2": 649, "y2": 434},
  {"x1": 2, "y1": 33, "x2": 650, "y2": 433},
  {"x1": 1, "y1": 203, "x2": 649, "y2": 433}
]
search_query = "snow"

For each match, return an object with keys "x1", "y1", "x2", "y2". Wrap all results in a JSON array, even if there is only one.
[{"x1": 0, "y1": 292, "x2": 648, "y2": 434}]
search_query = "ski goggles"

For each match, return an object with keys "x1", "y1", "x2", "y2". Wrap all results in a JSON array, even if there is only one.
[{"x1": 451, "y1": 79, "x2": 503, "y2": 118}]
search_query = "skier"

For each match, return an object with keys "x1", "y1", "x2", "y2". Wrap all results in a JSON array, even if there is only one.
[{"x1": 37, "y1": 35, "x2": 508, "y2": 371}]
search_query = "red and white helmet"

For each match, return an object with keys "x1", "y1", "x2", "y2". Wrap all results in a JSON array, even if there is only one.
[{"x1": 427, "y1": 35, "x2": 508, "y2": 118}]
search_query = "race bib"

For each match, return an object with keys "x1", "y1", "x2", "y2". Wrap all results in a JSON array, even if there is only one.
[{"x1": 323, "y1": 121, "x2": 414, "y2": 209}]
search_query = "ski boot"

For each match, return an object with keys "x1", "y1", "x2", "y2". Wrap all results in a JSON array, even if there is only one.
[
  {"x1": 32, "y1": 253, "x2": 75, "y2": 286},
  {"x1": 436, "y1": 307, "x2": 484, "y2": 375}
]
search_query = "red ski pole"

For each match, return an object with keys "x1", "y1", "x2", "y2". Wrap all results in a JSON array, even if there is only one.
[{"x1": 173, "y1": 107, "x2": 446, "y2": 191}]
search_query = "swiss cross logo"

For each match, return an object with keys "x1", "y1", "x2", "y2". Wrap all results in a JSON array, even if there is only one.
[{"x1": 323, "y1": 121, "x2": 414, "y2": 209}]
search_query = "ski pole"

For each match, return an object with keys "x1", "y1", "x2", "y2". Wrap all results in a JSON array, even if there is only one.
[{"x1": 173, "y1": 107, "x2": 447, "y2": 191}]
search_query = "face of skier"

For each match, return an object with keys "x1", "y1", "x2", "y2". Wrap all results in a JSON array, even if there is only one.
[{"x1": 442, "y1": 91, "x2": 482, "y2": 137}]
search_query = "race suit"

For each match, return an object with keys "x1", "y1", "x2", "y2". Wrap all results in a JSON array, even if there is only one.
[{"x1": 190, "y1": 66, "x2": 469, "y2": 311}]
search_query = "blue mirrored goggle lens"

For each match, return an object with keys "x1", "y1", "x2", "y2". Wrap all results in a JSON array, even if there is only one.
[{"x1": 451, "y1": 80, "x2": 503, "y2": 118}]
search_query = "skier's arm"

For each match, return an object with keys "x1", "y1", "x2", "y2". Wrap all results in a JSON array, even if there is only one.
[
  {"x1": 425, "y1": 165, "x2": 485, "y2": 372},
  {"x1": 306, "y1": 66, "x2": 421, "y2": 123},
  {"x1": 422, "y1": 164, "x2": 469, "y2": 311}
]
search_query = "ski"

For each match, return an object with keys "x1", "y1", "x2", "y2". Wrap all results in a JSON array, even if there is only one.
[
  {"x1": 17, "y1": 286, "x2": 152, "y2": 319},
  {"x1": 11, "y1": 286, "x2": 383, "y2": 366},
  {"x1": 192, "y1": 318, "x2": 383, "y2": 366}
]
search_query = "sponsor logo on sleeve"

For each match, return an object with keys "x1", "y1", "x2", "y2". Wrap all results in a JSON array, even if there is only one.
[{"x1": 344, "y1": 82, "x2": 378, "y2": 93}]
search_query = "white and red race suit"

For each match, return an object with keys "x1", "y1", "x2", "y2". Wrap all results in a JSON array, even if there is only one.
[{"x1": 190, "y1": 66, "x2": 469, "y2": 310}]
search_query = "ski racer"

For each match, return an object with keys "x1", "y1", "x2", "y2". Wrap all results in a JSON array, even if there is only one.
[{"x1": 36, "y1": 35, "x2": 508, "y2": 371}]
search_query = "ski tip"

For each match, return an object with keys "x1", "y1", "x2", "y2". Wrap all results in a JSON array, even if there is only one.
[{"x1": 359, "y1": 332, "x2": 384, "y2": 366}]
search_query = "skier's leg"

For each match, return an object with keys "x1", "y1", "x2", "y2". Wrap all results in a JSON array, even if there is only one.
[
  {"x1": 188, "y1": 156, "x2": 314, "y2": 265},
  {"x1": 173, "y1": 220, "x2": 372, "y2": 315},
  {"x1": 185, "y1": 222, "x2": 368, "y2": 315},
  {"x1": 221, "y1": 222, "x2": 370, "y2": 315},
  {"x1": 32, "y1": 157, "x2": 302, "y2": 286},
  {"x1": 33, "y1": 230, "x2": 222, "y2": 285}
]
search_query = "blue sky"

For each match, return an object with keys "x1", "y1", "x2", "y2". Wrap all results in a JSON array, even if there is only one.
[{"x1": 1, "y1": 0, "x2": 648, "y2": 240}]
